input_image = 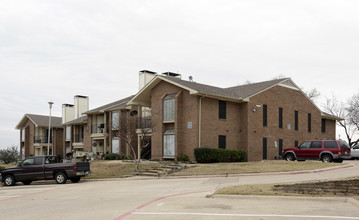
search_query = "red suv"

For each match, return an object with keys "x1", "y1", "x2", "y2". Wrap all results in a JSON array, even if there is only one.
[{"x1": 283, "y1": 140, "x2": 351, "y2": 163}]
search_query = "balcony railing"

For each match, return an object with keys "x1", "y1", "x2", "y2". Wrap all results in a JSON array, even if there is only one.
[
  {"x1": 34, "y1": 136, "x2": 52, "y2": 144},
  {"x1": 137, "y1": 116, "x2": 151, "y2": 129},
  {"x1": 73, "y1": 134, "x2": 84, "y2": 143},
  {"x1": 91, "y1": 123, "x2": 108, "y2": 134}
]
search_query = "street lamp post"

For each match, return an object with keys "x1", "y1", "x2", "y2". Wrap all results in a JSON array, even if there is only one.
[{"x1": 47, "y1": 101, "x2": 54, "y2": 155}]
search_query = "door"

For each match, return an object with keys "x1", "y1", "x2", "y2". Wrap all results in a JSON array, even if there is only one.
[
  {"x1": 308, "y1": 141, "x2": 323, "y2": 158},
  {"x1": 263, "y1": 138, "x2": 267, "y2": 160},
  {"x1": 15, "y1": 157, "x2": 44, "y2": 181}
]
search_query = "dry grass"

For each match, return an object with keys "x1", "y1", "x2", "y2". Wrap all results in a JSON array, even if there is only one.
[
  {"x1": 216, "y1": 177, "x2": 359, "y2": 201},
  {"x1": 83, "y1": 160, "x2": 156, "y2": 179},
  {"x1": 171, "y1": 160, "x2": 342, "y2": 176}
]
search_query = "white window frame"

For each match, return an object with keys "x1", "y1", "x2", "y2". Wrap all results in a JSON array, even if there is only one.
[{"x1": 163, "y1": 130, "x2": 175, "y2": 157}]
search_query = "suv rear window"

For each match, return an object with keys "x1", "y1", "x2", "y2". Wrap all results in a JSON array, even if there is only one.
[
  {"x1": 324, "y1": 141, "x2": 338, "y2": 149},
  {"x1": 339, "y1": 140, "x2": 350, "y2": 149}
]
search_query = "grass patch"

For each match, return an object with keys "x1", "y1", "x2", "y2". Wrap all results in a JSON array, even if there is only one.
[
  {"x1": 84, "y1": 160, "x2": 156, "y2": 179},
  {"x1": 216, "y1": 176, "x2": 359, "y2": 201},
  {"x1": 171, "y1": 160, "x2": 342, "y2": 176}
]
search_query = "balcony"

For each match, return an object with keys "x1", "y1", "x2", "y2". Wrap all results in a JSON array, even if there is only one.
[
  {"x1": 137, "y1": 116, "x2": 151, "y2": 129},
  {"x1": 91, "y1": 123, "x2": 108, "y2": 134},
  {"x1": 73, "y1": 134, "x2": 84, "y2": 143},
  {"x1": 34, "y1": 136, "x2": 52, "y2": 144}
]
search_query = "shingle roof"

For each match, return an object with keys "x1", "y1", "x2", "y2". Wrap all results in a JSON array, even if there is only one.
[
  {"x1": 84, "y1": 95, "x2": 134, "y2": 114},
  {"x1": 63, "y1": 115, "x2": 88, "y2": 125},
  {"x1": 225, "y1": 78, "x2": 287, "y2": 99},
  {"x1": 162, "y1": 76, "x2": 286, "y2": 100},
  {"x1": 16, "y1": 114, "x2": 63, "y2": 129}
]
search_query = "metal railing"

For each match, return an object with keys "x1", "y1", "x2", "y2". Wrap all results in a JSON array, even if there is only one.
[
  {"x1": 73, "y1": 134, "x2": 84, "y2": 143},
  {"x1": 137, "y1": 116, "x2": 151, "y2": 129},
  {"x1": 34, "y1": 136, "x2": 52, "y2": 144},
  {"x1": 91, "y1": 123, "x2": 108, "y2": 134}
]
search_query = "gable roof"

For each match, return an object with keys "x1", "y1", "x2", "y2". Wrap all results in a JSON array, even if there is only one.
[
  {"x1": 129, "y1": 75, "x2": 289, "y2": 105},
  {"x1": 16, "y1": 114, "x2": 62, "y2": 129},
  {"x1": 63, "y1": 115, "x2": 88, "y2": 126},
  {"x1": 84, "y1": 95, "x2": 134, "y2": 114},
  {"x1": 129, "y1": 75, "x2": 341, "y2": 121}
]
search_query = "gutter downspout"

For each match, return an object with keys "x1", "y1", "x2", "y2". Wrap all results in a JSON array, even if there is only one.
[{"x1": 199, "y1": 96, "x2": 205, "y2": 148}]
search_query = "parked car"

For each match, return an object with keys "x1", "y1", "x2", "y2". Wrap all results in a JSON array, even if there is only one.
[
  {"x1": 0, "y1": 156, "x2": 91, "y2": 186},
  {"x1": 351, "y1": 144, "x2": 359, "y2": 159},
  {"x1": 282, "y1": 140, "x2": 351, "y2": 163}
]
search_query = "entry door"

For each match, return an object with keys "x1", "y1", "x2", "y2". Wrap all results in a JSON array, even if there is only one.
[{"x1": 263, "y1": 138, "x2": 267, "y2": 160}]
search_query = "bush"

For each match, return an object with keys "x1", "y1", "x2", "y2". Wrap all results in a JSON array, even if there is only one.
[
  {"x1": 104, "y1": 153, "x2": 121, "y2": 160},
  {"x1": 104, "y1": 153, "x2": 135, "y2": 160},
  {"x1": 194, "y1": 147, "x2": 246, "y2": 163},
  {"x1": 0, "y1": 146, "x2": 19, "y2": 164},
  {"x1": 177, "y1": 153, "x2": 189, "y2": 162},
  {"x1": 0, "y1": 166, "x2": 5, "y2": 171}
]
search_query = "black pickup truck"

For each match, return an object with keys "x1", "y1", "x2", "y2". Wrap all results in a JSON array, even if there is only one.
[{"x1": 0, "y1": 156, "x2": 91, "y2": 186}]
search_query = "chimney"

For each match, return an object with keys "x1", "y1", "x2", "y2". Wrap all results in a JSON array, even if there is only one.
[
  {"x1": 74, "y1": 95, "x2": 89, "y2": 119},
  {"x1": 162, "y1": 72, "x2": 181, "y2": 78},
  {"x1": 62, "y1": 104, "x2": 75, "y2": 124},
  {"x1": 139, "y1": 70, "x2": 157, "y2": 90}
]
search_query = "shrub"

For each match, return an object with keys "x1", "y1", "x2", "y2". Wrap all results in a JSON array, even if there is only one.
[
  {"x1": 0, "y1": 166, "x2": 5, "y2": 171},
  {"x1": 194, "y1": 147, "x2": 246, "y2": 163},
  {"x1": 177, "y1": 153, "x2": 189, "y2": 162},
  {"x1": 0, "y1": 146, "x2": 19, "y2": 164},
  {"x1": 104, "y1": 153, "x2": 120, "y2": 160}
]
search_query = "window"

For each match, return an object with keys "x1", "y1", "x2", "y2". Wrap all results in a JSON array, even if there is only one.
[
  {"x1": 22, "y1": 158, "x2": 34, "y2": 166},
  {"x1": 219, "y1": 100, "x2": 226, "y2": 119},
  {"x1": 324, "y1": 141, "x2": 338, "y2": 149},
  {"x1": 34, "y1": 157, "x2": 43, "y2": 165},
  {"x1": 163, "y1": 130, "x2": 175, "y2": 157},
  {"x1": 218, "y1": 135, "x2": 226, "y2": 149},
  {"x1": 112, "y1": 112, "x2": 120, "y2": 130},
  {"x1": 65, "y1": 126, "x2": 71, "y2": 140},
  {"x1": 299, "y1": 141, "x2": 311, "y2": 149},
  {"x1": 321, "y1": 119, "x2": 326, "y2": 133},
  {"x1": 163, "y1": 94, "x2": 176, "y2": 121},
  {"x1": 112, "y1": 139, "x2": 120, "y2": 154},
  {"x1": 263, "y1": 138, "x2": 267, "y2": 160},
  {"x1": 21, "y1": 128, "x2": 25, "y2": 141},
  {"x1": 308, "y1": 113, "x2": 311, "y2": 132},
  {"x1": 295, "y1": 140, "x2": 299, "y2": 147},
  {"x1": 294, "y1": 111, "x2": 299, "y2": 131},
  {"x1": 279, "y1": 108, "x2": 283, "y2": 129},
  {"x1": 278, "y1": 139, "x2": 283, "y2": 156},
  {"x1": 263, "y1": 105, "x2": 267, "y2": 127},
  {"x1": 310, "y1": 141, "x2": 322, "y2": 149}
]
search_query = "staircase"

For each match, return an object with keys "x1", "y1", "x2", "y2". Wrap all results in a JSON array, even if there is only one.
[{"x1": 138, "y1": 163, "x2": 196, "y2": 177}]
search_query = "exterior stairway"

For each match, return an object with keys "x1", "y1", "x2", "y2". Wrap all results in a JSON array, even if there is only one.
[{"x1": 138, "y1": 162, "x2": 196, "y2": 177}]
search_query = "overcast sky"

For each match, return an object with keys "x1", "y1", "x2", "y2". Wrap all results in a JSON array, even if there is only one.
[{"x1": 1, "y1": 0, "x2": 358, "y2": 149}]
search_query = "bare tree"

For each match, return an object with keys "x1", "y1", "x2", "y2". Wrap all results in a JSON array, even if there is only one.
[
  {"x1": 118, "y1": 110, "x2": 152, "y2": 172},
  {"x1": 305, "y1": 88, "x2": 321, "y2": 101},
  {"x1": 324, "y1": 94, "x2": 359, "y2": 146}
]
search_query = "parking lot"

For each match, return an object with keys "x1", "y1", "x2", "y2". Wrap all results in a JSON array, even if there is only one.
[{"x1": 1, "y1": 161, "x2": 359, "y2": 220}]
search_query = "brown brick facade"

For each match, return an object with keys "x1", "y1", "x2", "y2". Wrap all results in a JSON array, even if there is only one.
[{"x1": 150, "y1": 81, "x2": 336, "y2": 161}]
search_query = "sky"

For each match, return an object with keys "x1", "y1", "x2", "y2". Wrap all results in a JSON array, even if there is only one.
[{"x1": 1, "y1": 0, "x2": 359, "y2": 149}]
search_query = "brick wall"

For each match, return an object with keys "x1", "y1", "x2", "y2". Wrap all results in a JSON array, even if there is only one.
[
  {"x1": 150, "y1": 81, "x2": 337, "y2": 162},
  {"x1": 274, "y1": 178, "x2": 359, "y2": 196}
]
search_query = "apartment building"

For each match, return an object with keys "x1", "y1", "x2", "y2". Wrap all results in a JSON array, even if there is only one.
[
  {"x1": 16, "y1": 114, "x2": 63, "y2": 159},
  {"x1": 129, "y1": 72, "x2": 341, "y2": 161}
]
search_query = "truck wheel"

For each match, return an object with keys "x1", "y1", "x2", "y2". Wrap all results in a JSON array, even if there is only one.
[
  {"x1": 55, "y1": 172, "x2": 67, "y2": 184},
  {"x1": 285, "y1": 153, "x2": 295, "y2": 161},
  {"x1": 22, "y1": 181, "x2": 32, "y2": 185},
  {"x1": 70, "y1": 177, "x2": 81, "y2": 183},
  {"x1": 3, "y1": 175, "x2": 15, "y2": 186},
  {"x1": 322, "y1": 154, "x2": 333, "y2": 163}
]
